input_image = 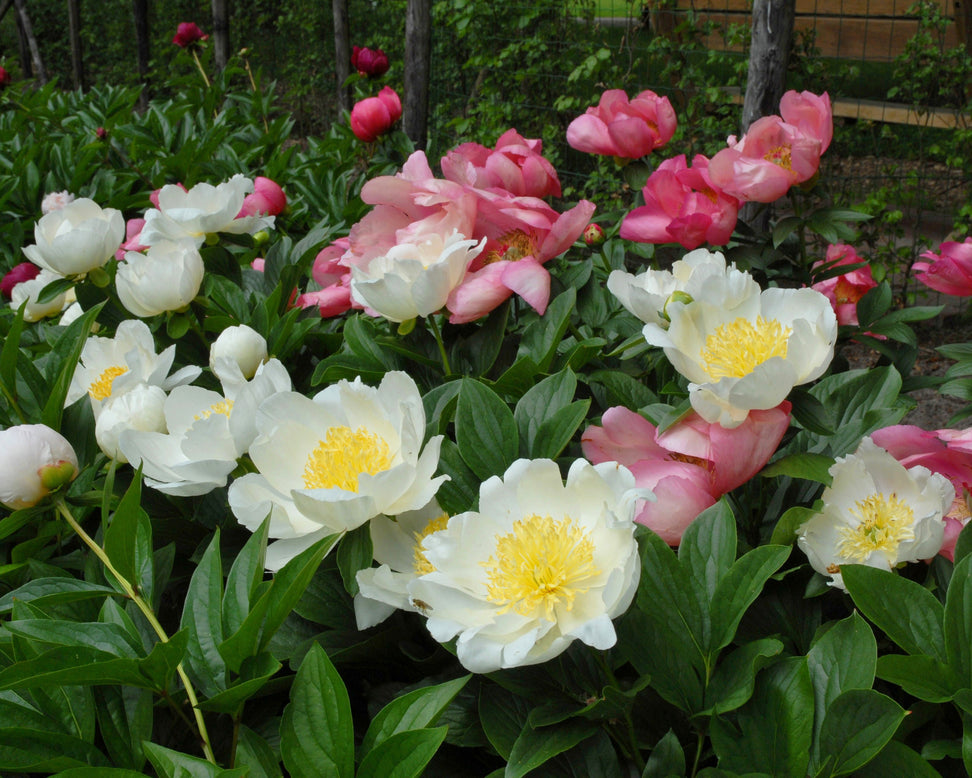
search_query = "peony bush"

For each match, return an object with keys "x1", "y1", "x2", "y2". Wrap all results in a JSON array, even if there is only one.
[{"x1": 1, "y1": 40, "x2": 972, "y2": 778}]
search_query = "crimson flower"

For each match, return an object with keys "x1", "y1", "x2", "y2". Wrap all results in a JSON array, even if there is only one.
[
  {"x1": 172, "y1": 22, "x2": 209, "y2": 48},
  {"x1": 350, "y1": 86, "x2": 402, "y2": 143},
  {"x1": 351, "y1": 46, "x2": 390, "y2": 78}
]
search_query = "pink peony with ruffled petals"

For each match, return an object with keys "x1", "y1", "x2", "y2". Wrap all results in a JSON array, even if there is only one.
[
  {"x1": 810, "y1": 244, "x2": 876, "y2": 326},
  {"x1": 566, "y1": 89, "x2": 677, "y2": 159},
  {"x1": 620, "y1": 154, "x2": 739, "y2": 249},
  {"x1": 441, "y1": 129, "x2": 562, "y2": 199},
  {"x1": 913, "y1": 238, "x2": 972, "y2": 296}
]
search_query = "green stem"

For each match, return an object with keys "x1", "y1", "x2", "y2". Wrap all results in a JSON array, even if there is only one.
[
  {"x1": 191, "y1": 49, "x2": 212, "y2": 88},
  {"x1": 691, "y1": 730, "x2": 705, "y2": 777},
  {"x1": 55, "y1": 500, "x2": 217, "y2": 765},
  {"x1": 427, "y1": 314, "x2": 452, "y2": 376},
  {"x1": 0, "y1": 382, "x2": 26, "y2": 423},
  {"x1": 597, "y1": 653, "x2": 646, "y2": 773}
]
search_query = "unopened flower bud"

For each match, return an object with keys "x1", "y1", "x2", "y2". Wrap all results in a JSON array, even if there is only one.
[
  {"x1": 661, "y1": 290, "x2": 693, "y2": 321},
  {"x1": 210, "y1": 324, "x2": 268, "y2": 381},
  {"x1": 583, "y1": 223, "x2": 605, "y2": 246},
  {"x1": 0, "y1": 424, "x2": 79, "y2": 509}
]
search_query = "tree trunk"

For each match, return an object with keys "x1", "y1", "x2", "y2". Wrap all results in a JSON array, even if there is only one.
[
  {"x1": 67, "y1": 0, "x2": 84, "y2": 90},
  {"x1": 13, "y1": 0, "x2": 46, "y2": 84},
  {"x1": 740, "y1": 0, "x2": 795, "y2": 229},
  {"x1": 132, "y1": 0, "x2": 150, "y2": 109},
  {"x1": 740, "y1": 0, "x2": 796, "y2": 134},
  {"x1": 211, "y1": 0, "x2": 230, "y2": 70},
  {"x1": 404, "y1": 0, "x2": 431, "y2": 149},
  {"x1": 0, "y1": 0, "x2": 13, "y2": 23},
  {"x1": 332, "y1": 0, "x2": 351, "y2": 115}
]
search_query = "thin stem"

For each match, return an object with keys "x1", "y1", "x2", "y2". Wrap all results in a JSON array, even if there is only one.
[
  {"x1": 190, "y1": 49, "x2": 211, "y2": 88},
  {"x1": 55, "y1": 499, "x2": 217, "y2": 764},
  {"x1": 597, "y1": 653, "x2": 646, "y2": 773},
  {"x1": 691, "y1": 730, "x2": 705, "y2": 778},
  {"x1": 427, "y1": 314, "x2": 452, "y2": 376}
]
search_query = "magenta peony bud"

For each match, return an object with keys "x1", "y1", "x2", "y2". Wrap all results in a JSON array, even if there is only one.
[
  {"x1": 350, "y1": 86, "x2": 402, "y2": 143},
  {"x1": 172, "y1": 22, "x2": 209, "y2": 48},
  {"x1": 583, "y1": 223, "x2": 605, "y2": 246},
  {"x1": 0, "y1": 66, "x2": 11, "y2": 89},
  {"x1": 239, "y1": 177, "x2": 287, "y2": 217},
  {"x1": 351, "y1": 46, "x2": 390, "y2": 78},
  {"x1": 1, "y1": 262, "x2": 41, "y2": 299}
]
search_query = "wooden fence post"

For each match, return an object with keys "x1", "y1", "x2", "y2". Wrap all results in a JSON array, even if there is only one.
[
  {"x1": 67, "y1": 0, "x2": 84, "y2": 90},
  {"x1": 332, "y1": 0, "x2": 351, "y2": 116},
  {"x1": 132, "y1": 0, "x2": 150, "y2": 110},
  {"x1": 211, "y1": 0, "x2": 230, "y2": 70},
  {"x1": 741, "y1": 0, "x2": 796, "y2": 134},
  {"x1": 13, "y1": 0, "x2": 46, "y2": 85},
  {"x1": 404, "y1": 0, "x2": 431, "y2": 150}
]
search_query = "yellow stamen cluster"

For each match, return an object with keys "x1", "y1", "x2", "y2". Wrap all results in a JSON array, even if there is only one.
[
  {"x1": 483, "y1": 514, "x2": 600, "y2": 620},
  {"x1": 484, "y1": 230, "x2": 536, "y2": 264},
  {"x1": 764, "y1": 144, "x2": 793, "y2": 171},
  {"x1": 837, "y1": 493, "x2": 915, "y2": 563},
  {"x1": 412, "y1": 513, "x2": 451, "y2": 575},
  {"x1": 88, "y1": 365, "x2": 128, "y2": 401},
  {"x1": 194, "y1": 399, "x2": 235, "y2": 421},
  {"x1": 701, "y1": 316, "x2": 792, "y2": 380},
  {"x1": 302, "y1": 425, "x2": 392, "y2": 492}
]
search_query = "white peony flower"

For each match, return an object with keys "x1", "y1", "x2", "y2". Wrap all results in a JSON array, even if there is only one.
[
  {"x1": 10, "y1": 268, "x2": 75, "y2": 322},
  {"x1": 95, "y1": 383, "x2": 168, "y2": 462},
  {"x1": 228, "y1": 371, "x2": 447, "y2": 571},
  {"x1": 354, "y1": 500, "x2": 450, "y2": 629},
  {"x1": 119, "y1": 358, "x2": 291, "y2": 496},
  {"x1": 0, "y1": 424, "x2": 78, "y2": 510},
  {"x1": 408, "y1": 458, "x2": 642, "y2": 673},
  {"x1": 643, "y1": 281, "x2": 837, "y2": 428},
  {"x1": 210, "y1": 324, "x2": 268, "y2": 381},
  {"x1": 66, "y1": 319, "x2": 201, "y2": 418},
  {"x1": 797, "y1": 437, "x2": 953, "y2": 589},
  {"x1": 41, "y1": 191, "x2": 76, "y2": 215},
  {"x1": 139, "y1": 175, "x2": 274, "y2": 247},
  {"x1": 350, "y1": 230, "x2": 485, "y2": 322},
  {"x1": 116, "y1": 241, "x2": 205, "y2": 318},
  {"x1": 607, "y1": 248, "x2": 758, "y2": 328},
  {"x1": 23, "y1": 198, "x2": 125, "y2": 276}
]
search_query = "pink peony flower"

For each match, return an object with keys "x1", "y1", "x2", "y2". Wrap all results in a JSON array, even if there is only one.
[
  {"x1": 566, "y1": 89, "x2": 677, "y2": 159},
  {"x1": 239, "y1": 176, "x2": 287, "y2": 217},
  {"x1": 870, "y1": 424, "x2": 972, "y2": 561},
  {"x1": 620, "y1": 154, "x2": 739, "y2": 249},
  {"x1": 810, "y1": 244, "x2": 877, "y2": 326},
  {"x1": 444, "y1": 189, "x2": 595, "y2": 323},
  {"x1": 350, "y1": 86, "x2": 402, "y2": 143},
  {"x1": 0, "y1": 66, "x2": 10, "y2": 89},
  {"x1": 296, "y1": 239, "x2": 354, "y2": 318},
  {"x1": 115, "y1": 218, "x2": 147, "y2": 261},
  {"x1": 440, "y1": 129, "x2": 562, "y2": 199},
  {"x1": 40, "y1": 191, "x2": 75, "y2": 215},
  {"x1": 913, "y1": 238, "x2": 972, "y2": 296},
  {"x1": 582, "y1": 403, "x2": 791, "y2": 544},
  {"x1": 351, "y1": 46, "x2": 390, "y2": 78},
  {"x1": 172, "y1": 22, "x2": 209, "y2": 48},
  {"x1": 708, "y1": 91, "x2": 832, "y2": 203},
  {"x1": 1, "y1": 262, "x2": 41, "y2": 299}
]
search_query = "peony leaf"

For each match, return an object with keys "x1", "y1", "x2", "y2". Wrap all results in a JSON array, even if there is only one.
[
  {"x1": 143, "y1": 741, "x2": 246, "y2": 777},
  {"x1": 179, "y1": 530, "x2": 226, "y2": 699},
  {"x1": 455, "y1": 377, "x2": 518, "y2": 481},
  {"x1": 945, "y1": 554, "x2": 972, "y2": 687},
  {"x1": 280, "y1": 644, "x2": 354, "y2": 778},
  {"x1": 513, "y1": 368, "x2": 576, "y2": 456},
  {"x1": 504, "y1": 718, "x2": 598, "y2": 778},
  {"x1": 356, "y1": 727, "x2": 448, "y2": 778},
  {"x1": 814, "y1": 689, "x2": 905, "y2": 776}
]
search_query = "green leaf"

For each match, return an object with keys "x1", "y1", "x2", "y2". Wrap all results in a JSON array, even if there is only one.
[
  {"x1": 5, "y1": 619, "x2": 141, "y2": 658},
  {"x1": 0, "y1": 302, "x2": 27, "y2": 414},
  {"x1": 710, "y1": 657, "x2": 813, "y2": 778},
  {"x1": 530, "y1": 399, "x2": 589, "y2": 460},
  {"x1": 431, "y1": 438, "x2": 479, "y2": 515},
  {"x1": 179, "y1": 531, "x2": 226, "y2": 698},
  {"x1": 760, "y1": 453, "x2": 834, "y2": 485},
  {"x1": 806, "y1": 612, "x2": 877, "y2": 751},
  {"x1": 0, "y1": 646, "x2": 150, "y2": 690},
  {"x1": 235, "y1": 725, "x2": 283, "y2": 778},
  {"x1": 513, "y1": 369, "x2": 577, "y2": 456},
  {"x1": 51, "y1": 769, "x2": 149, "y2": 777},
  {"x1": 855, "y1": 282, "x2": 893, "y2": 327},
  {"x1": 701, "y1": 638, "x2": 784, "y2": 716},
  {"x1": 41, "y1": 302, "x2": 104, "y2": 430},
  {"x1": 876, "y1": 654, "x2": 957, "y2": 702},
  {"x1": 842, "y1": 564, "x2": 945, "y2": 662},
  {"x1": 945, "y1": 554, "x2": 972, "y2": 686},
  {"x1": 772, "y1": 216, "x2": 803, "y2": 249},
  {"x1": 93, "y1": 684, "x2": 151, "y2": 771},
  {"x1": 770, "y1": 506, "x2": 818, "y2": 546},
  {"x1": 360, "y1": 675, "x2": 470, "y2": 756},
  {"x1": 679, "y1": 499, "x2": 736, "y2": 606},
  {"x1": 0, "y1": 577, "x2": 119, "y2": 616},
  {"x1": 709, "y1": 545, "x2": 790, "y2": 655},
  {"x1": 195, "y1": 653, "x2": 281, "y2": 713},
  {"x1": 336, "y1": 523, "x2": 372, "y2": 597},
  {"x1": 643, "y1": 729, "x2": 686, "y2": 778},
  {"x1": 814, "y1": 689, "x2": 905, "y2": 776},
  {"x1": 103, "y1": 475, "x2": 153, "y2": 601},
  {"x1": 143, "y1": 742, "x2": 246, "y2": 777},
  {"x1": 356, "y1": 727, "x2": 448, "y2": 778},
  {"x1": 788, "y1": 388, "x2": 834, "y2": 436},
  {"x1": 852, "y1": 740, "x2": 941, "y2": 778},
  {"x1": 504, "y1": 718, "x2": 598, "y2": 778},
  {"x1": 222, "y1": 518, "x2": 269, "y2": 637},
  {"x1": 280, "y1": 644, "x2": 354, "y2": 778},
  {"x1": 455, "y1": 378, "x2": 518, "y2": 480},
  {"x1": 517, "y1": 287, "x2": 575, "y2": 372},
  {"x1": 953, "y1": 520, "x2": 972, "y2": 566}
]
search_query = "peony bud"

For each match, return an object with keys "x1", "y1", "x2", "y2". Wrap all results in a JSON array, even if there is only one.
[
  {"x1": 351, "y1": 46, "x2": 390, "y2": 78},
  {"x1": 239, "y1": 177, "x2": 287, "y2": 218},
  {"x1": 0, "y1": 424, "x2": 79, "y2": 509},
  {"x1": 1, "y1": 262, "x2": 41, "y2": 299},
  {"x1": 95, "y1": 384, "x2": 167, "y2": 462},
  {"x1": 583, "y1": 223, "x2": 605, "y2": 246},
  {"x1": 0, "y1": 66, "x2": 11, "y2": 89},
  {"x1": 172, "y1": 22, "x2": 209, "y2": 48},
  {"x1": 209, "y1": 324, "x2": 268, "y2": 381},
  {"x1": 350, "y1": 86, "x2": 402, "y2": 143}
]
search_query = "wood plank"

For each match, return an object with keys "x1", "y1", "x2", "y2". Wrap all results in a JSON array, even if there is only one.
[{"x1": 678, "y1": 0, "x2": 950, "y2": 15}]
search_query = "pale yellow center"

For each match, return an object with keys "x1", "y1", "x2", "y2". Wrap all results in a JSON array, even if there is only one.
[
  {"x1": 412, "y1": 513, "x2": 451, "y2": 575},
  {"x1": 836, "y1": 493, "x2": 915, "y2": 563},
  {"x1": 701, "y1": 316, "x2": 792, "y2": 379},
  {"x1": 194, "y1": 398, "x2": 235, "y2": 421},
  {"x1": 764, "y1": 144, "x2": 793, "y2": 171},
  {"x1": 483, "y1": 514, "x2": 600, "y2": 620},
  {"x1": 88, "y1": 365, "x2": 127, "y2": 401},
  {"x1": 484, "y1": 230, "x2": 535, "y2": 264},
  {"x1": 302, "y1": 426, "x2": 392, "y2": 492}
]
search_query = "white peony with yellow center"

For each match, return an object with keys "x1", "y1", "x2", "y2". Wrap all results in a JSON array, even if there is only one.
[
  {"x1": 797, "y1": 437, "x2": 953, "y2": 589},
  {"x1": 643, "y1": 279, "x2": 837, "y2": 428},
  {"x1": 408, "y1": 458, "x2": 643, "y2": 673},
  {"x1": 65, "y1": 319, "x2": 201, "y2": 418},
  {"x1": 228, "y1": 371, "x2": 448, "y2": 571}
]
